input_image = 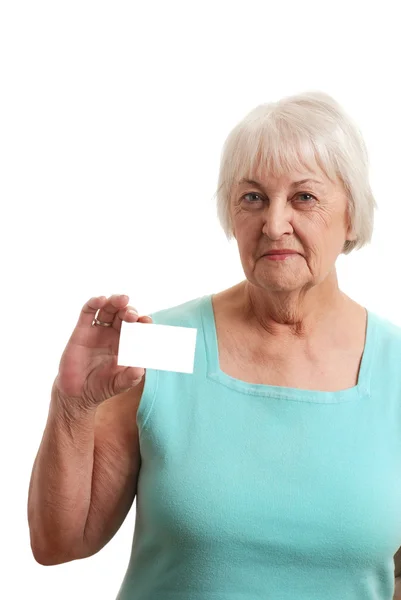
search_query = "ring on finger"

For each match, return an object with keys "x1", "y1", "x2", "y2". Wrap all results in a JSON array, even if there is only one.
[{"x1": 92, "y1": 309, "x2": 114, "y2": 327}]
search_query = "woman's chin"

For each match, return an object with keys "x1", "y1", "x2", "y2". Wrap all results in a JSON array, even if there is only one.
[{"x1": 260, "y1": 274, "x2": 307, "y2": 293}]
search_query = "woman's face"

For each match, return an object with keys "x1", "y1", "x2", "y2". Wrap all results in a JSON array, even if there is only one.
[{"x1": 230, "y1": 167, "x2": 356, "y2": 294}]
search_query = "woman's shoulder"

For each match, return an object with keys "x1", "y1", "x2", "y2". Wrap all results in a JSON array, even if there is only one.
[{"x1": 368, "y1": 308, "x2": 401, "y2": 347}]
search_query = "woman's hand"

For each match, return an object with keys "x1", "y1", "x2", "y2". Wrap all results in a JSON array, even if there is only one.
[{"x1": 53, "y1": 294, "x2": 152, "y2": 410}]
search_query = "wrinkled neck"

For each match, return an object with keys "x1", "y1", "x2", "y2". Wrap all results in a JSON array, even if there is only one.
[{"x1": 240, "y1": 270, "x2": 347, "y2": 343}]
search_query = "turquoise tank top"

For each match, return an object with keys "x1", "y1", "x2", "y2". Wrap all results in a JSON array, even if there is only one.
[{"x1": 116, "y1": 294, "x2": 401, "y2": 600}]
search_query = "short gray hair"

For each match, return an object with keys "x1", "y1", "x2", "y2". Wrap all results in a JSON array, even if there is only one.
[{"x1": 214, "y1": 90, "x2": 377, "y2": 255}]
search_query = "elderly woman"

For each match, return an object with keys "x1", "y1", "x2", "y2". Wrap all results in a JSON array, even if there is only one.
[{"x1": 28, "y1": 91, "x2": 401, "y2": 600}]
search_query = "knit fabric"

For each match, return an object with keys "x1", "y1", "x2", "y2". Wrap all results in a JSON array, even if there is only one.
[{"x1": 116, "y1": 294, "x2": 401, "y2": 600}]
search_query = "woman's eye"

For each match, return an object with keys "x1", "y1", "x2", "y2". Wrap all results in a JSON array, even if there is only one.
[
  {"x1": 242, "y1": 192, "x2": 315, "y2": 203},
  {"x1": 297, "y1": 193, "x2": 315, "y2": 202},
  {"x1": 242, "y1": 193, "x2": 262, "y2": 203}
]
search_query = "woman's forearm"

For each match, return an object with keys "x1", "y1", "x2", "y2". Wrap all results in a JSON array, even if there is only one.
[
  {"x1": 394, "y1": 576, "x2": 401, "y2": 599},
  {"x1": 27, "y1": 382, "x2": 96, "y2": 564}
]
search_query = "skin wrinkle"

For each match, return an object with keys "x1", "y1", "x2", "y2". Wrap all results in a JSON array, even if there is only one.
[
  {"x1": 228, "y1": 163, "x2": 401, "y2": 583},
  {"x1": 230, "y1": 163, "x2": 357, "y2": 348}
]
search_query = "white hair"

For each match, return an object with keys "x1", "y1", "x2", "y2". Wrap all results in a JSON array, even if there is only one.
[{"x1": 214, "y1": 90, "x2": 377, "y2": 254}]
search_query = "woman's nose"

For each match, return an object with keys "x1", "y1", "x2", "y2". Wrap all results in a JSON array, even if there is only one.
[{"x1": 261, "y1": 202, "x2": 293, "y2": 239}]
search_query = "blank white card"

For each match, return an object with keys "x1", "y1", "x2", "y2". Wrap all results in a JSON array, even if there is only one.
[{"x1": 117, "y1": 320, "x2": 198, "y2": 374}]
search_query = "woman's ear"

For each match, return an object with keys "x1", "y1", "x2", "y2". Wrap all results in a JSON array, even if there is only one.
[
  {"x1": 346, "y1": 223, "x2": 357, "y2": 242},
  {"x1": 346, "y1": 229, "x2": 357, "y2": 242},
  {"x1": 345, "y1": 210, "x2": 357, "y2": 241}
]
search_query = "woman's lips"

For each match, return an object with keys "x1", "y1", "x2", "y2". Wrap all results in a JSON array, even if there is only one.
[{"x1": 263, "y1": 253, "x2": 299, "y2": 261}]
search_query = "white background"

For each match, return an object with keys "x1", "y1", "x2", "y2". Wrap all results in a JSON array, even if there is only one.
[{"x1": 1, "y1": 1, "x2": 401, "y2": 598}]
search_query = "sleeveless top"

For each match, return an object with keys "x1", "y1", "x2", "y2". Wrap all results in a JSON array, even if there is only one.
[{"x1": 116, "y1": 294, "x2": 401, "y2": 600}]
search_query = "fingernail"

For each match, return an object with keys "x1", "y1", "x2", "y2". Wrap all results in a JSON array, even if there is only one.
[{"x1": 127, "y1": 309, "x2": 138, "y2": 316}]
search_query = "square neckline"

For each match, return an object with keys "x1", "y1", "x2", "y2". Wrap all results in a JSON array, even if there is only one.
[{"x1": 200, "y1": 293, "x2": 376, "y2": 403}]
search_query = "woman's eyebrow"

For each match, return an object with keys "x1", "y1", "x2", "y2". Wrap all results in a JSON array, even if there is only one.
[{"x1": 238, "y1": 177, "x2": 325, "y2": 188}]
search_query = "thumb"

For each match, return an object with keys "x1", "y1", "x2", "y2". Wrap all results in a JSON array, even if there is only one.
[{"x1": 113, "y1": 366, "x2": 145, "y2": 395}]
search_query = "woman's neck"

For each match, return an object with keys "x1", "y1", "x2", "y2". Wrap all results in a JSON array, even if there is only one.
[{"x1": 237, "y1": 276, "x2": 351, "y2": 346}]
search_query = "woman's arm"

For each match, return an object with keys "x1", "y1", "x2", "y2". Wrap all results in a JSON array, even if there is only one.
[
  {"x1": 28, "y1": 379, "x2": 143, "y2": 564},
  {"x1": 395, "y1": 546, "x2": 401, "y2": 598},
  {"x1": 394, "y1": 576, "x2": 401, "y2": 599}
]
